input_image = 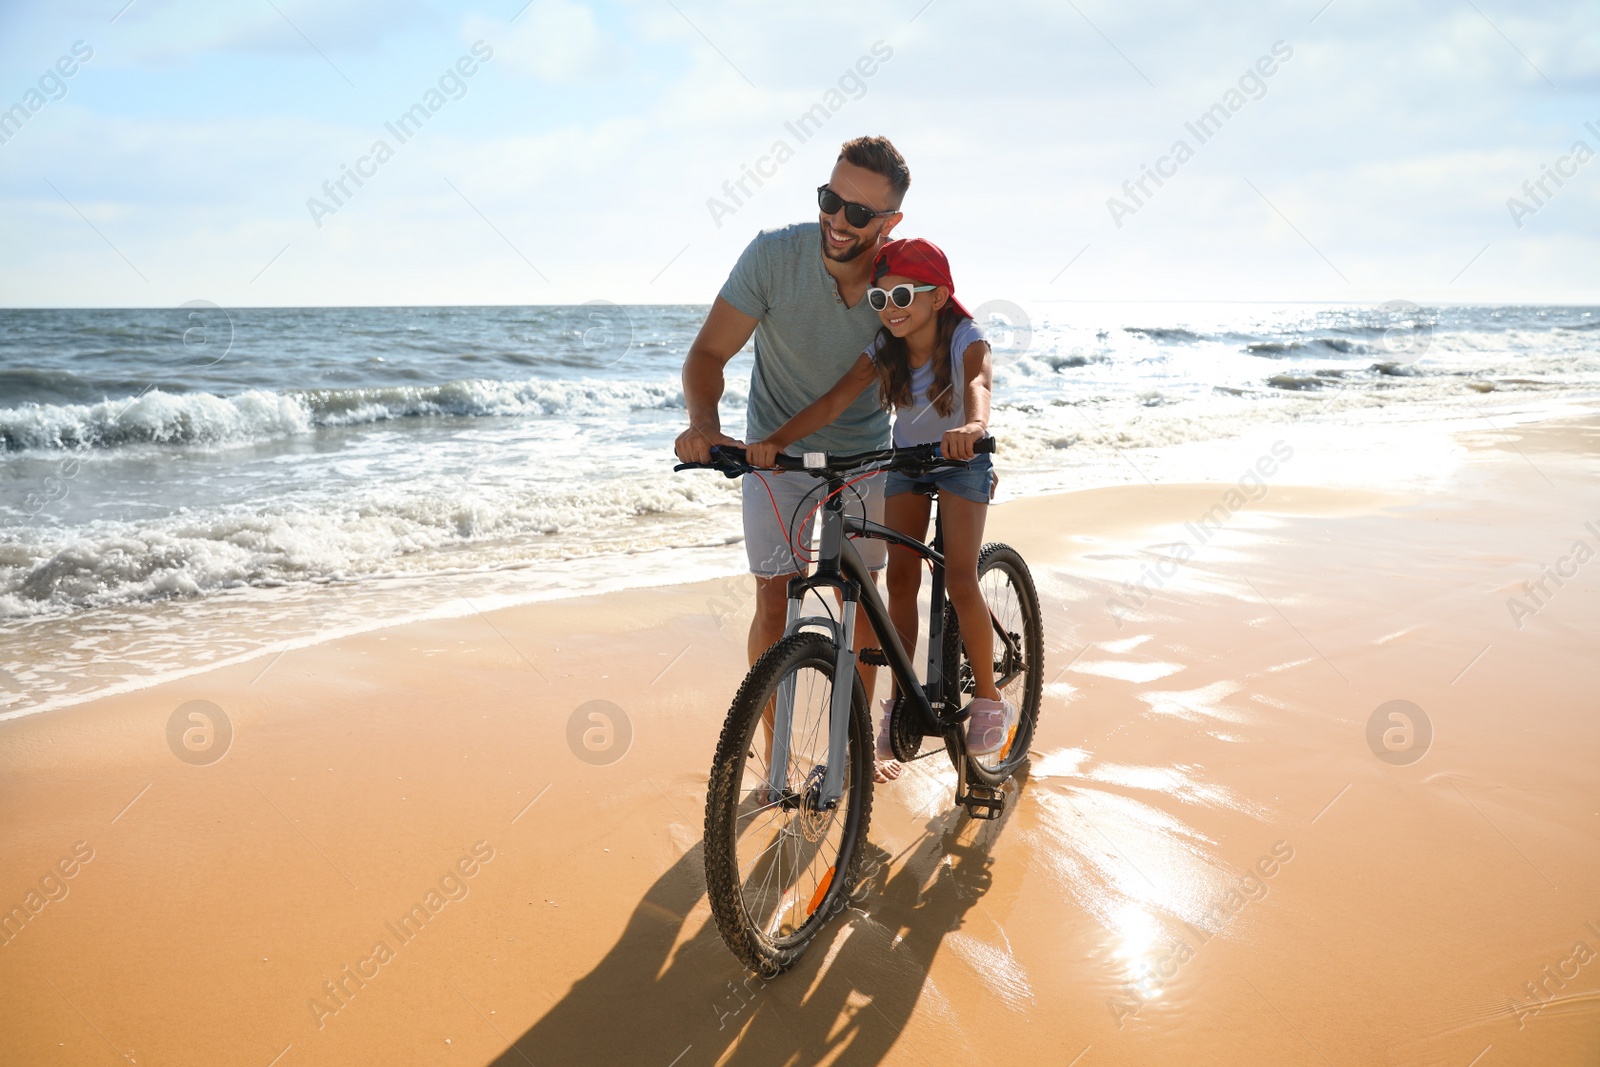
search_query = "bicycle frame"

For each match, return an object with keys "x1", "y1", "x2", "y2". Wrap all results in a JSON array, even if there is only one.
[{"x1": 767, "y1": 477, "x2": 951, "y2": 808}]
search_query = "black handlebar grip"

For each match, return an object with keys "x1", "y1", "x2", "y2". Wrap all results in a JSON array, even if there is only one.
[{"x1": 975, "y1": 436, "x2": 997, "y2": 454}]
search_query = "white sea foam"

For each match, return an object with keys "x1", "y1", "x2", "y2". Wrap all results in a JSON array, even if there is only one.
[
  {"x1": 0, "y1": 474, "x2": 742, "y2": 617},
  {"x1": 4, "y1": 302, "x2": 1598, "y2": 717},
  {"x1": 0, "y1": 376, "x2": 718, "y2": 451}
]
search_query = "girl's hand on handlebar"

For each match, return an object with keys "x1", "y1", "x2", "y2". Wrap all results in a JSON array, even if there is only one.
[
  {"x1": 940, "y1": 424, "x2": 986, "y2": 461},
  {"x1": 745, "y1": 439, "x2": 783, "y2": 469}
]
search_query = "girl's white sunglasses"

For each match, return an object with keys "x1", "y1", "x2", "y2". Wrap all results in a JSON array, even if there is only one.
[{"x1": 867, "y1": 284, "x2": 935, "y2": 311}]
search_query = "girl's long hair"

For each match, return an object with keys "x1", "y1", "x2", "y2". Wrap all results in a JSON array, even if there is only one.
[{"x1": 873, "y1": 304, "x2": 966, "y2": 418}]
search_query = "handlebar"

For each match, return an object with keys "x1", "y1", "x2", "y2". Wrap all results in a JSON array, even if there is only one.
[{"x1": 674, "y1": 437, "x2": 995, "y2": 480}]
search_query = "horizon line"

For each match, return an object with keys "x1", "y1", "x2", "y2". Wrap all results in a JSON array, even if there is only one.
[{"x1": 4, "y1": 299, "x2": 1599, "y2": 311}]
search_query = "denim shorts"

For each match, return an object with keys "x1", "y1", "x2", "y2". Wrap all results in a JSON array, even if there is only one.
[{"x1": 886, "y1": 453, "x2": 994, "y2": 504}]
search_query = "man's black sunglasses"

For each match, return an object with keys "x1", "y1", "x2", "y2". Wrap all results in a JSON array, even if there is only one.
[{"x1": 817, "y1": 185, "x2": 897, "y2": 228}]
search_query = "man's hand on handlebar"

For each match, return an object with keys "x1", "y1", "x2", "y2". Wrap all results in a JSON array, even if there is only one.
[
  {"x1": 744, "y1": 439, "x2": 784, "y2": 469},
  {"x1": 676, "y1": 436, "x2": 996, "y2": 477},
  {"x1": 674, "y1": 424, "x2": 743, "y2": 464},
  {"x1": 940, "y1": 424, "x2": 988, "y2": 462}
]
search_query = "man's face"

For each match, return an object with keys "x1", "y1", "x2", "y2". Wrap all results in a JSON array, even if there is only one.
[{"x1": 818, "y1": 159, "x2": 901, "y2": 263}]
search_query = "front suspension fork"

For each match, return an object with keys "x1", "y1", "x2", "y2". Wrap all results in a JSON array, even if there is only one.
[{"x1": 769, "y1": 592, "x2": 858, "y2": 809}]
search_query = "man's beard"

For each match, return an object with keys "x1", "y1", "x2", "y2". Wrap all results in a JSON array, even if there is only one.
[{"x1": 820, "y1": 226, "x2": 872, "y2": 263}]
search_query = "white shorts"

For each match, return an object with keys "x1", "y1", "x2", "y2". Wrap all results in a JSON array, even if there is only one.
[{"x1": 741, "y1": 471, "x2": 887, "y2": 578}]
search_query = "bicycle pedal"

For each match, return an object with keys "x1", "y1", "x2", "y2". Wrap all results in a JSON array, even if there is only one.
[
  {"x1": 961, "y1": 785, "x2": 1005, "y2": 820},
  {"x1": 858, "y1": 647, "x2": 888, "y2": 666}
]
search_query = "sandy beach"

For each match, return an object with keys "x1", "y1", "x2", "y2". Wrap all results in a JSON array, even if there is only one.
[
  {"x1": 6, "y1": 3, "x2": 1596, "y2": 1061},
  {"x1": 3, "y1": 412, "x2": 1598, "y2": 1066}
]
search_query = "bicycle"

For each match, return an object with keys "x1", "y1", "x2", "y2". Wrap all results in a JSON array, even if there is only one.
[{"x1": 674, "y1": 439, "x2": 1044, "y2": 976}]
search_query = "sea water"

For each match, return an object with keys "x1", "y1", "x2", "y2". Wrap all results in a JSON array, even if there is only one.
[{"x1": 3, "y1": 302, "x2": 1596, "y2": 714}]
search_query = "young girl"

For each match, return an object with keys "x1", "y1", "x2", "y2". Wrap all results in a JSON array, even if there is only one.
[{"x1": 745, "y1": 237, "x2": 1014, "y2": 777}]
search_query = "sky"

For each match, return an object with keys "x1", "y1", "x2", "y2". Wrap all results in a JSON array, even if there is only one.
[{"x1": 0, "y1": 0, "x2": 1597, "y2": 309}]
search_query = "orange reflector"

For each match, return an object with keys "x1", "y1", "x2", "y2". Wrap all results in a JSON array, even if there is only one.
[
  {"x1": 806, "y1": 866, "x2": 837, "y2": 916},
  {"x1": 998, "y1": 723, "x2": 1018, "y2": 758}
]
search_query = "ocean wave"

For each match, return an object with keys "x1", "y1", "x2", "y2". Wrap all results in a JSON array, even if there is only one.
[
  {"x1": 0, "y1": 376, "x2": 704, "y2": 452},
  {"x1": 1044, "y1": 353, "x2": 1102, "y2": 370},
  {"x1": 988, "y1": 364, "x2": 1591, "y2": 465},
  {"x1": 0, "y1": 475, "x2": 739, "y2": 617},
  {"x1": 1372, "y1": 361, "x2": 1424, "y2": 377},
  {"x1": 1123, "y1": 327, "x2": 1207, "y2": 343},
  {"x1": 1246, "y1": 341, "x2": 1305, "y2": 357},
  {"x1": 993, "y1": 403, "x2": 1286, "y2": 457},
  {"x1": 1266, "y1": 373, "x2": 1328, "y2": 391},
  {"x1": 1246, "y1": 338, "x2": 1372, "y2": 358},
  {"x1": 996, "y1": 352, "x2": 1106, "y2": 378}
]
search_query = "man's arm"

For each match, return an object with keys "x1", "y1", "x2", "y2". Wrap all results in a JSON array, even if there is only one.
[{"x1": 675, "y1": 296, "x2": 760, "y2": 463}]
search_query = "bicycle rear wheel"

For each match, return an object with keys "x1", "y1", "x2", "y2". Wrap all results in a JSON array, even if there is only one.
[
  {"x1": 704, "y1": 632, "x2": 873, "y2": 976},
  {"x1": 943, "y1": 542, "x2": 1045, "y2": 787}
]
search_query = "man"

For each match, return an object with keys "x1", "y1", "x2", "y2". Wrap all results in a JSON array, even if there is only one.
[{"x1": 674, "y1": 135, "x2": 908, "y2": 779}]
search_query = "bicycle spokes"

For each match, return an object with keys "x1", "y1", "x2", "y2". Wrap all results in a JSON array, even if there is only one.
[
  {"x1": 944, "y1": 544, "x2": 1045, "y2": 791},
  {"x1": 708, "y1": 634, "x2": 866, "y2": 969}
]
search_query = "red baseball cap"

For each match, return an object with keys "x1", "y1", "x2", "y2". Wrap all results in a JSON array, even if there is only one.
[{"x1": 872, "y1": 238, "x2": 972, "y2": 320}]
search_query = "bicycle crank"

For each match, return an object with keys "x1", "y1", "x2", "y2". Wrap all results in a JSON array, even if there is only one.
[{"x1": 959, "y1": 784, "x2": 1005, "y2": 821}]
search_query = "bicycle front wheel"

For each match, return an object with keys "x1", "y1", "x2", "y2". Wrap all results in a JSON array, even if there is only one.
[
  {"x1": 943, "y1": 542, "x2": 1045, "y2": 787},
  {"x1": 704, "y1": 632, "x2": 873, "y2": 976}
]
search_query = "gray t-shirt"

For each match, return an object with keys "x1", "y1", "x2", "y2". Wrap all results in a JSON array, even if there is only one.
[{"x1": 719, "y1": 222, "x2": 891, "y2": 453}]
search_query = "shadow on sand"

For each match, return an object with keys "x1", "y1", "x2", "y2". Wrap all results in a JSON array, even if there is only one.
[{"x1": 490, "y1": 773, "x2": 1029, "y2": 1067}]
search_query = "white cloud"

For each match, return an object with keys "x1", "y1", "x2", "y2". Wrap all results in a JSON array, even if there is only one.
[
  {"x1": 2, "y1": 0, "x2": 1598, "y2": 306},
  {"x1": 464, "y1": 2, "x2": 619, "y2": 84}
]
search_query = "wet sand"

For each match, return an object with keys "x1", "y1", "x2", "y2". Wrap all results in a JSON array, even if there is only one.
[{"x1": 3, "y1": 415, "x2": 1598, "y2": 1066}]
